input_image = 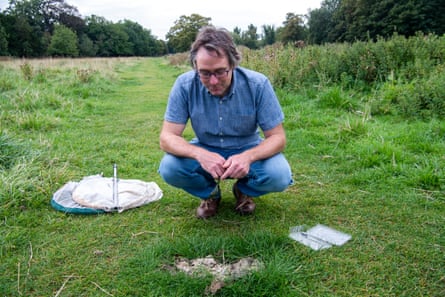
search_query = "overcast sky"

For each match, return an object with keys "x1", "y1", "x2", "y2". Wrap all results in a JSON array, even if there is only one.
[{"x1": 0, "y1": 0, "x2": 322, "y2": 40}]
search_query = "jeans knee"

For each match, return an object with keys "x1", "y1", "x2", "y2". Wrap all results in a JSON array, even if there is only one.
[
  {"x1": 267, "y1": 169, "x2": 293, "y2": 192},
  {"x1": 158, "y1": 155, "x2": 178, "y2": 184},
  {"x1": 274, "y1": 176, "x2": 292, "y2": 192}
]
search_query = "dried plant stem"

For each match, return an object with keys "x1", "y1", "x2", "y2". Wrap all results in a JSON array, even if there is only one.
[
  {"x1": 17, "y1": 242, "x2": 33, "y2": 296},
  {"x1": 26, "y1": 242, "x2": 33, "y2": 280},
  {"x1": 92, "y1": 282, "x2": 114, "y2": 296},
  {"x1": 54, "y1": 275, "x2": 74, "y2": 297},
  {"x1": 17, "y1": 262, "x2": 21, "y2": 296}
]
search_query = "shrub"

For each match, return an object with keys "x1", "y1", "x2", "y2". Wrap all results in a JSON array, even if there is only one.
[
  {"x1": 241, "y1": 33, "x2": 444, "y2": 88},
  {"x1": 20, "y1": 62, "x2": 33, "y2": 80},
  {"x1": 317, "y1": 86, "x2": 355, "y2": 110},
  {"x1": 379, "y1": 66, "x2": 445, "y2": 118},
  {"x1": 239, "y1": 33, "x2": 445, "y2": 119}
]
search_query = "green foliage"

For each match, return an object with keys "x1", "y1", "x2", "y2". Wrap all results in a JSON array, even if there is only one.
[
  {"x1": 47, "y1": 24, "x2": 79, "y2": 57},
  {"x1": 1, "y1": 0, "x2": 165, "y2": 57},
  {"x1": 0, "y1": 23, "x2": 8, "y2": 55},
  {"x1": 279, "y1": 13, "x2": 306, "y2": 45},
  {"x1": 241, "y1": 33, "x2": 445, "y2": 118},
  {"x1": 119, "y1": 19, "x2": 160, "y2": 56},
  {"x1": 1, "y1": 0, "x2": 81, "y2": 56},
  {"x1": 166, "y1": 14, "x2": 211, "y2": 53},
  {"x1": 238, "y1": 24, "x2": 260, "y2": 49},
  {"x1": 307, "y1": 5, "x2": 334, "y2": 44},
  {"x1": 77, "y1": 33, "x2": 97, "y2": 56},
  {"x1": 4, "y1": 14, "x2": 44, "y2": 57},
  {"x1": 261, "y1": 25, "x2": 276, "y2": 46},
  {"x1": 309, "y1": 0, "x2": 445, "y2": 43},
  {"x1": 85, "y1": 16, "x2": 131, "y2": 57},
  {"x1": 3, "y1": 0, "x2": 444, "y2": 57},
  {"x1": 378, "y1": 67, "x2": 445, "y2": 118},
  {"x1": 317, "y1": 86, "x2": 356, "y2": 111},
  {"x1": 7, "y1": 0, "x2": 80, "y2": 33}
]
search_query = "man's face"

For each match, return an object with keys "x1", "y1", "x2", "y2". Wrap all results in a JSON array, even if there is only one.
[{"x1": 195, "y1": 47, "x2": 233, "y2": 97}]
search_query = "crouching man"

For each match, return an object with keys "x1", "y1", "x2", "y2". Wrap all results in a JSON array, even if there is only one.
[{"x1": 159, "y1": 26, "x2": 292, "y2": 219}]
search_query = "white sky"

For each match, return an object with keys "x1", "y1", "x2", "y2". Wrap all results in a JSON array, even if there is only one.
[{"x1": 0, "y1": 0, "x2": 322, "y2": 40}]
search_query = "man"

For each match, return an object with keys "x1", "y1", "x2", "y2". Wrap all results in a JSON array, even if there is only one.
[{"x1": 159, "y1": 26, "x2": 292, "y2": 219}]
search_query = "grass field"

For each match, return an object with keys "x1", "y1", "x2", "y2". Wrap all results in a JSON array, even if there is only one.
[{"x1": 1, "y1": 56, "x2": 444, "y2": 296}]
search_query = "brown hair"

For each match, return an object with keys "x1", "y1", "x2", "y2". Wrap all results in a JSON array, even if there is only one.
[{"x1": 190, "y1": 26, "x2": 241, "y2": 69}]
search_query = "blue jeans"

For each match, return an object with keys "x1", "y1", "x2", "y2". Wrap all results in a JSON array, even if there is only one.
[{"x1": 158, "y1": 143, "x2": 293, "y2": 199}]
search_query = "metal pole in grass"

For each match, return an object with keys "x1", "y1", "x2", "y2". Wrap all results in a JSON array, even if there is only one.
[{"x1": 113, "y1": 163, "x2": 119, "y2": 210}]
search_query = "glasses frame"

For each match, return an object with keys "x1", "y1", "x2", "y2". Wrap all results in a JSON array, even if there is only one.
[{"x1": 197, "y1": 68, "x2": 230, "y2": 80}]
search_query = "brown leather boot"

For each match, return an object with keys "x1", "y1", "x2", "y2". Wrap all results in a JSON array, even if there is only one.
[
  {"x1": 196, "y1": 185, "x2": 221, "y2": 219},
  {"x1": 232, "y1": 182, "x2": 256, "y2": 215},
  {"x1": 196, "y1": 198, "x2": 220, "y2": 219}
]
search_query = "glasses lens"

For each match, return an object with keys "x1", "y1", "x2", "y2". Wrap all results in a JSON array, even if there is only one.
[
  {"x1": 199, "y1": 70, "x2": 211, "y2": 78},
  {"x1": 198, "y1": 69, "x2": 228, "y2": 79},
  {"x1": 215, "y1": 70, "x2": 227, "y2": 78}
]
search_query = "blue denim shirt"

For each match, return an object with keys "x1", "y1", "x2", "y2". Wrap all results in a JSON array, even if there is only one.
[{"x1": 164, "y1": 67, "x2": 284, "y2": 150}]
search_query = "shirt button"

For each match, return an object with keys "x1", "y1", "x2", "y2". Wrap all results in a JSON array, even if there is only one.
[
  {"x1": 220, "y1": 139, "x2": 224, "y2": 142},
  {"x1": 219, "y1": 117, "x2": 222, "y2": 121}
]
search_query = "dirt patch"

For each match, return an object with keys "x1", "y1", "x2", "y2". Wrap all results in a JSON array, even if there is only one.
[{"x1": 168, "y1": 255, "x2": 264, "y2": 295}]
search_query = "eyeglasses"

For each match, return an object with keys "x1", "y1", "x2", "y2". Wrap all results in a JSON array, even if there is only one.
[{"x1": 197, "y1": 68, "x2": 230, "y2": 80}]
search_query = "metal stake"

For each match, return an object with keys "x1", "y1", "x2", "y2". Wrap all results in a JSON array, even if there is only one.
[{"x1": 113, "y1": 163, "x2": 119, "y2": 209}]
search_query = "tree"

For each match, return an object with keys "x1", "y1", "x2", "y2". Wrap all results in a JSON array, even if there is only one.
[
  {"x1": 231, "y1": 27, "x2": 243, "y2": 46},
  {"x1": 279, "y1": 13, "x2": 306, "y2": 45},
  {"x1": 155, "y1": 39, "x2": 168, "y2": 56},
  {"x1": 85, "y1": 15, "x2": 131, "y2": 56},
  {"x1": 307, "y1": 5, "x2": 335, "y2": 44},
  {"x1": 107, "y1": 23, "x2": 132, "y2": 56},
  {"x1": 78, "y1": 33, "x2": 96, "y2": 56},
  {"x1": 4, "y1": 0, "x2": 82, "y2": 56},
  {"x1": 8, "y1": 15, "x2": 43, "y2": 56},
  {"x1": 47, "y1": 24, "x2": 78, "y2": 56},
  {"x1": 0, "y1": 13, "x2": 9, "y2": 55},
  {"x1": 426, "y1": 0, "x2": 445, "y2": 35},
  {"x1": 0, "y1": 24, "x2": 8, "y2": 55},
  {"x1": 240, "y1": 24, "x2": 259, "y2": 49},
  {"x1": 308, "y1": 0, "x2": 445, "y2": 43},
  {"x1": 6, "y1": 0, "x2": 81, "y2": 33},
  {"x1": 166, "y1": 14, "x2": 211, "y2": 53},
  {"x1": 59, "y1": 10, "x2": 85, "y2": 34},
  {"x1": 387, "y1": 0, "x2": 444, "y2": 36},
  {"x1": 119, "y1": 19, "x2": 158, "y2": 56},
  {"x1": 1, "y1": 0, "x2": 168, "y2": 57},
  {"x1": 262, "y1": 25, "x2": 276, "y2": 46}
]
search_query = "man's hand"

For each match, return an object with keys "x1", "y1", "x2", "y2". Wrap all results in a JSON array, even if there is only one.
[
  {"x1": 196, "y1": 150, "x2": 227, "y2": 179},
  {"x1": 220, "y1": 153, "x2": 252, "y2": 180}
]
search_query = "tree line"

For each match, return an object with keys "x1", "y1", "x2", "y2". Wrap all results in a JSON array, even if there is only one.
[
  {"x1": 0, "y1": 0, "x2": 167, "y2": 57},
  {"x1": 0, "y1": 0, "x2": 444, "y2": 58},
  {"x1": 307, "y1": 0, "x2": 445, "y2": 44}
]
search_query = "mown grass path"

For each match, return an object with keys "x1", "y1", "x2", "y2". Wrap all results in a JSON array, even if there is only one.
[{"x1": 51, "y1": 58, "x2": 181, "y2": 179}]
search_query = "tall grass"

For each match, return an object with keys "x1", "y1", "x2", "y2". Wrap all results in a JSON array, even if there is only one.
[
  {"x1": 241, "y1": 33, "x2": 445, "y2": 118},
  {"x1": 0, "y1": 58, "x2": 129, "y2": 216}
]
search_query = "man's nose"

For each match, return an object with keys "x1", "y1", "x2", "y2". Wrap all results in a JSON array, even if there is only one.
[{"x1": 209, "y1": 75, "x2": 219, "y2": 84}]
